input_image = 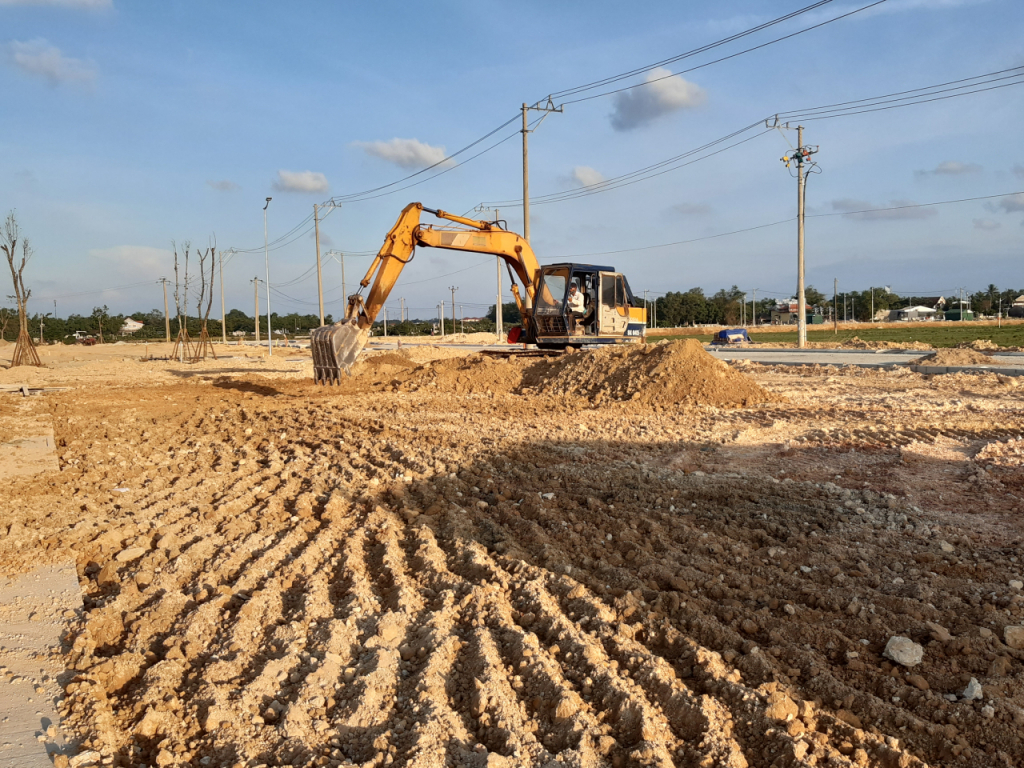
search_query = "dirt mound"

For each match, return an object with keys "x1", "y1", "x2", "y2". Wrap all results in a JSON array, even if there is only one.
[
  {"x1": 829, "y1": 336, "x2": 933, "y2": 351},
  {"x1": 362, "y1": 351, "x2": 419, "y2": 369},
  {"x1": 528, "y1": 340, "x2": 775, "y2": 407},
  {"x1": 914, "y1": 348, "x2": 1006, "y2": 366}
]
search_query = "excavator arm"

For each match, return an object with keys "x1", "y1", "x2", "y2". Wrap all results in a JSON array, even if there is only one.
[{"x1": 311, "y1": 202, "x2": 541, "y2": 384}]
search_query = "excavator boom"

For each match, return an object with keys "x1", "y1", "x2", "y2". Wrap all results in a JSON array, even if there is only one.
[{"x1": 311, "y1": 203, "x2": 541, "y2": 383}]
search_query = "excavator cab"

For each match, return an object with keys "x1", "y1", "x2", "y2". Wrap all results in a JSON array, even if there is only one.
[{"x1": 533, "y1": 263, "x2": 646, "y2": 347}]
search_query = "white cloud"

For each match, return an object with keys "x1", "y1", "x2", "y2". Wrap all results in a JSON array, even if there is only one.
[
  {"x1": 0, "y1": 0, "x2": 111, "y2": 7},
  {"x1": 994, "y1": 193, "x2": 1024, "y2": 213},
  {"x1": 831, "y1": 198, "x2": 938, "y2": 220},
  {"x1": 610, "y1": 68, "x2": 706, "y2": 131},
  {"x1": 671, "y1": 202, "x2": 713, "y2": 217},
  {"x1": 973, "y1": 218, "x2": 1001, "y2": 230},
  {"x1": 206, "y1": 179, "x2": 239, "y2": 192},
  {"x1": 915, "y1": 160, "x2": 982, "y2": 177},
  {"x1": 89, "y1": 245, "x2": 171, "y2": 275},
  {"x1": 7, "y1": 38, "x2": 96, "y2": 86},
  {"x1": 355, "y1": 138, "x2": 454, "y2": 169},
  {"x1": 568, "y1": 166, "x2": 604, "y2": 188},
  {"x1": 272, "y1": 170, "x2": 329, "y2": 194}
]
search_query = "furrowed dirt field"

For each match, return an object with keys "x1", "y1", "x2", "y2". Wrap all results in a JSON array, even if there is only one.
[{"x1": 2, "y1": 340, "x2": 1023, "y2": 768}]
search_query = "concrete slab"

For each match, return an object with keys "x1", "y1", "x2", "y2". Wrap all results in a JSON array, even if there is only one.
[
  {"x1": 0, "y1": 429, "x2": 59, "y2": 478},
  {"x1": 707, "y1": 347, "x2": 1024, "y2": 373},
  {"x1": 0, "y1": 563, "x2": 83, "y2": 767}
]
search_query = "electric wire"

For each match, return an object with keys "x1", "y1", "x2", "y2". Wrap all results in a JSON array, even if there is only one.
[
  {"x1": 559, "y1": 0, "x2": 888, "y2": 106},
  {"x1": 557, "y1": 191, "x2": 1024, "y2": 259},
  {"x1": 549, "y1": 0, "x2": 839, "y2": 99}
]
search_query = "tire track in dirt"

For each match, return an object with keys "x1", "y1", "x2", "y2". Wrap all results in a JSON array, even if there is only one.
[{"x1": 10, "y1": 380, "x2": 1024, "y2": 765}]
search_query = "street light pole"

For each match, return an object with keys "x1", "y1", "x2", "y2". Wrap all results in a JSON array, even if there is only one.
[{"x1": 263, "y1": 197, "x2": 273, "y2": 355}]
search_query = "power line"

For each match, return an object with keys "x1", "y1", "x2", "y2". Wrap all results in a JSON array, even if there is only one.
[
  {"x1": 559, "y1": 1, "x2": 888, "y2": 106},
  {"x1": 778, "y1": 66, "x2": 1024, "y2": 122},
  {"x1": 549, "y1": 0, "x2": 841, "y2": 100},
  {"x1": 481, "y1": 66, "x2": 1024, "y2": 211},
  {"x1": 808, "y1": 191, "x2": 1024, "y2": 219},
  {"x1": 557, "y1": 191, "x2": 1024, "y2": 259}
]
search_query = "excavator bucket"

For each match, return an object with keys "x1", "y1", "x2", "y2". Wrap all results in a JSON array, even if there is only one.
[{"x1": 311, "y1": 320, "x2": 369, "y2": 384}]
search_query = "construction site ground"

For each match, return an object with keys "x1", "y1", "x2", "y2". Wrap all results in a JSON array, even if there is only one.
[{"x1": 1, "y1": 339, "x2": 1023, "y2": 768}]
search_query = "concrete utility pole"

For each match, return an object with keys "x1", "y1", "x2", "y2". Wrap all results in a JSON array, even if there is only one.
[
  {"x1": 833, "y1": 278, "x2": 838, "y2": 335},
  {"x1": 400, "y1": 297, "x2": 405, "y2": 323},
  {"x1": 796, "y1": 125, "x2": 807, "y2": 348},
  {"x1": 383, "y1": 307, "x2": 387, "y2": 337},
  {"x1": 326, "y1": 251, "x2": 348, "y2": 313},
  {"x1": 752, "y1": 290, "x2": 757, "y2": 327},
  {"x1": 460, "y1": 304, "x2": 464, "y2": 335},
  {"x1": 219, "y1": 250, "x2": 227, "y2": 343},
  {"x1": 252, "y1": 277, "x2": 261, "y2": 342},
  {"x1": 521, "y1": 98, "x2": 563, "y2": 242},
  {"x1": 449, "y1": 287, "x2": 458, "y2": 333},
  {"x1": 314, "y1": 203, "x2": 324, "y2": 327},
  {"x1": 439, "y1": 301, "x2": 445, "y2": 337},
  {"x1": 776, "y1": 121, "x2": 817, "y2": 348},
  {"x1": 263, "y1": 197, "x2": 273, "y2": 355},
  {"x1": 159, "y1": 278, "x2": 171, "y2": 343},
  {"x1": 496, "y1": 258, "x2": 503, "y2": 341}
]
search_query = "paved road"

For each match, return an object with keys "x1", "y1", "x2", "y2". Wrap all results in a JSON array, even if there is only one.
[
  {"x1": 362, "y1": 341, "x2": 1024, "y2": 374},
  {"x1": 706, "y1": 346, "x2": 1024, "y2": 372}
]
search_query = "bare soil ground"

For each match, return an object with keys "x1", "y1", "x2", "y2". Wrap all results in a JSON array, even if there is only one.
[{"x1": 1, "y1": 341, "x2": 1023, "y2": 768}]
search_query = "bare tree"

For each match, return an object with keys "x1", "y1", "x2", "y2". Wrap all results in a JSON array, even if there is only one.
[
  {"x1": 192, "y1": 240, "x2": 218, "y2": 360},
  {"x1": 1, "y1": 212, "x2": 41, "y2": 367},
  {"x1": 0, "y1": 307, "x2": 11, "y2": 342},
  {"x1": 170, "y1": 240, "x2": 194, "y2": 361}
]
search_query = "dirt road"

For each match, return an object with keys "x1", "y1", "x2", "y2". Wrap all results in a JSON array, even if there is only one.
[{"x1": 1, "y1": 342, "x2": 1022, "y2": 767}]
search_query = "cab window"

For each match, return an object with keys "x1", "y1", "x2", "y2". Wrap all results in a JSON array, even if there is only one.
[{"x1": 536, "y1": 268, "x2": 569, "y2": 311}]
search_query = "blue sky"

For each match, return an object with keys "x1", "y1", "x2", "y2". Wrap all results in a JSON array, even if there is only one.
[{"x1": 1, "y1": 0, "x2": 1022, "y2": 320}]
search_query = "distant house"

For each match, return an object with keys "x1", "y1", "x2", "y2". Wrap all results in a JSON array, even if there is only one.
[
  {"x1": 896, "y1": 306, "x2": 939, "y2": 321},
  {"x1": 120, "y1": 318, "x2": 143, "y2": 335},
  {"x1": 1013, "y1": 295, "x2": 1024, "y2": 308}
]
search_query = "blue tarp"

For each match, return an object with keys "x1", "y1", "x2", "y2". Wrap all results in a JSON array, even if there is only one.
[{"x1": 711, "y1": 328, "x2": 750, "y2": 345}]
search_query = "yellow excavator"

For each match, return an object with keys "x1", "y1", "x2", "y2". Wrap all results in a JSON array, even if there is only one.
[{"x1": 310, "y1": 203, "x2": 647, "y2": 384}]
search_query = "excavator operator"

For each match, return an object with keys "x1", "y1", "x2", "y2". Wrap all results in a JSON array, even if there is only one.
[{"x1": 567, "y1": 282, "x2": 586, "y2": 335}]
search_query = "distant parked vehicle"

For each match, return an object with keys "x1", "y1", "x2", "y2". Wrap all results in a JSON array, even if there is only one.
[{"x1": 710, "y1": 328, "x2": 751, "y2": 345}]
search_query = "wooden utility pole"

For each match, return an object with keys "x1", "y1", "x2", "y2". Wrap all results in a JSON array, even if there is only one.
[
  {"x1": 314, "y1": 203, "x2": 324, "y2": 326},
  {"x1": 219, "y1": 252, "x2": 226, "y2": 343},
  {"x1": 160, "y1": 278, "x2": 171, "y2": 342},
  {"x1": 252, "y1": 277, "x2": 260, "y2": 342}
]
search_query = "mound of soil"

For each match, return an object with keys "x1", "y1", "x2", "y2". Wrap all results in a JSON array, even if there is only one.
[
  {"x1": 526, "y1": 339, "x2": 775, "y2": 407},
  {"x1": 914, "y1": 348, "x2": 1006, "y2": 366},
  {"x1": 362, "y1": 351, "x2": 418, "y2": 369},
  {"x1": 375, "y1": 341, "x2": 773, "y2": 408}
]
